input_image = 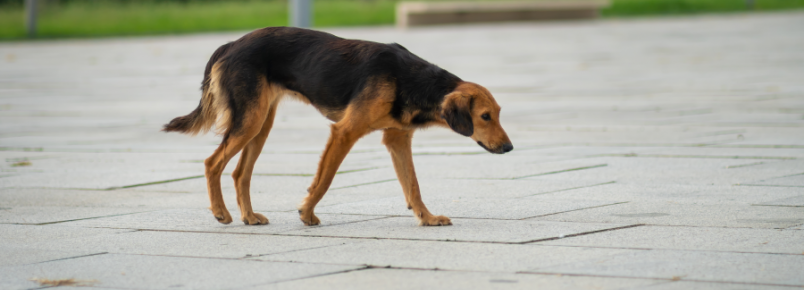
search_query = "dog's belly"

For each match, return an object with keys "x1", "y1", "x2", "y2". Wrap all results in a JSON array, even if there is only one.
[{"x1": 276, "y1": 84, "x2": 345, "y2": 123}]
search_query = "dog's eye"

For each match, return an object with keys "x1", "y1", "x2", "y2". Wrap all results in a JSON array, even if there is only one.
[{"x1": 481, "y1": 113, "x2": 491, "y2": 121}]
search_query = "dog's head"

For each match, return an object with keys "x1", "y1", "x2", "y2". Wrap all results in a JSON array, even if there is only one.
[{"x1": 441, "y1": 82, "x2": 513, "y2": 154}]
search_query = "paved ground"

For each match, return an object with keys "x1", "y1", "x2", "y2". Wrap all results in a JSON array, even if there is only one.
[{"x1": 1, "y1": 11, "x2": 804, "y2": 290}]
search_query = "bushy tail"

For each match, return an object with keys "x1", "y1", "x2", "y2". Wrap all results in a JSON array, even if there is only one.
[{"x1": 162, "y1": 42, "x2": 234, "y2": 135}]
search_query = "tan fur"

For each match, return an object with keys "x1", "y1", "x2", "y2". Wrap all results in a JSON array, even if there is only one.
[
  {"x1": 442, "y1": 82, "x2": 511, "y2": 152},
  {"x1": 204, "y1": 77, "x2": 282, "y2": 225},
  {"x1": 383, "y1": 128, "x2": 451, "y2": 226}
]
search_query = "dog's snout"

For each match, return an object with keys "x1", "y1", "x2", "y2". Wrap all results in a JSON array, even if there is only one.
[{"x1": 502, "y1": 143, "x2": 513, "y2": 153}]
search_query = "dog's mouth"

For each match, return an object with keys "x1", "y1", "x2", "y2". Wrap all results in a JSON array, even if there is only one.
[{"x1": 477, "y1": 141, "x2": 513, "y2": 154}]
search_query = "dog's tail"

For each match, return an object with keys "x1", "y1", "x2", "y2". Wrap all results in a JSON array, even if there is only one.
[{"x1": 163, "y1": 42, "x2": 234, "y2": 135}]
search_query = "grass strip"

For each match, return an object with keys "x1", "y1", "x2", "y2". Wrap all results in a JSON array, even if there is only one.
[{"x1": 2, "y1": 0, "x2": 804, "y2": 40}]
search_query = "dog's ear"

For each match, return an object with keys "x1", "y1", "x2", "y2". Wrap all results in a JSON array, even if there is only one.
[{"x1": 442, "y1": 92, "x2": 474, "y2": 137}]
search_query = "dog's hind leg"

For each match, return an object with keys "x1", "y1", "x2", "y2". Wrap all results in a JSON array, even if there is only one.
[
  {"x1": 231, "y1": 103, "x2": 278, "y2": 225},
  {"x1": 298, "y1": 120, "x2": 371, "y2": 226},
  {"x1": 383, "y1": 128, "x2": 452, "y2": 226},
  {"x1": 204, "y1": 83, "x2": 274, "y2": 225}
]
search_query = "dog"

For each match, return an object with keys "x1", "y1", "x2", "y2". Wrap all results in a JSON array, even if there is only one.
[{"x1": 164, "y1": 27, "x2": 513, "y2": 226}]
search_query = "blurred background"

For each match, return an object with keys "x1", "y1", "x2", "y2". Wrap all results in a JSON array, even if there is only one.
[{"x1": 2, "y1": 0, "x2": 804, "y2": 40}]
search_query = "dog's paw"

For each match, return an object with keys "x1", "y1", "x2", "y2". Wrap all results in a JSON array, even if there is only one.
[
  {"x1": 242, "y1": 212, "x2": 269, "y2": 225},
  {"x1": 298, "y1": 210, "x2": 320, "y2": 226},
  {"x1": 419, "y1": 215, "x2": 452, "y2": 226},
  {"x1": 212, "y1": 209, "x2": 233, "y2": 224}
]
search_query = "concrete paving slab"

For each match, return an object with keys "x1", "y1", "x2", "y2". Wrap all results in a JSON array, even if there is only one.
[
  {"x1": 526, "y1": 183, "x2": 803, "y2": 205},
  {"x1": 0, "y1": 206, "x2": 152, "y2": 225},
  {"x1": 315, "y1": 195, "x2": 625, "y2": 219},
  {"x1": 62, "y1": 208, "x2": 387, "y2": 233},
  {"x1": 537, "y1": 225, "x2": 804, "y2": 254},
  {"x1": 0, "y1": 253, "x2": 359, "y2": 290},
  {"x1": 0, "y1": 187, "x2": 206, "y2": 208},
  {"x1": 410, "y1": 155, "x2": 611, "y2": 180},
  {"x1": 530, "y1": 157, "x2": 796, "y2": 186},
  {"x1": 0, "y1": 246, "x2": 104, "y2": 267},
  {"x1": 18, "y1": 229, "x2": 355, "y2": 259},
  {"x1": 649, "y1": 147, "x2": 804, "y2": 159},
  {"x1": 0, "y1": 224, "x2": 132, "y2": 248},
  {"x1": 639, "y1": 281, "x2": 798, "y2": 290},
  {"x1": 534, "y1": 201, "x2": 804, "y2": 228},
  {"x1": 253, "y1": 239, "x2": 631, "y2": 272},
  {"x1": 524, "y1": 248, "x2": 804, "y2": 287},
  {"x1": 263, "y1": 268, "x2": 662, "y2": 290},
  {"x1": 754, "y1": 195, "x2": 804, "y2": 207},
  {"x1": 282, "y1": 217, "x2": 635, "y2": 243},
  {"x1": 745, "y1": 173, "x2": 804, "y2": 187},
  {"x1": 787, "y1": 224, "x2": 804, "y2": 230},
  {"x1": 0, "y1": 152, "x2": 205, "y2": 190}
]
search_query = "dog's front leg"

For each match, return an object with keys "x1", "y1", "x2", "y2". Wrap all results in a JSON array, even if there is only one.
[
  {"x1": 298, "y1": 123, "x2": 367, "y2": 225},
  {"x1": 383, "y1": 128, "x2": 452, "y2": 226}
]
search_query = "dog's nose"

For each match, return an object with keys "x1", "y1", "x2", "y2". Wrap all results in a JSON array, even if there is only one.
[{"x1": 502, "y1": 143, "x2": 514, "y2": 153}]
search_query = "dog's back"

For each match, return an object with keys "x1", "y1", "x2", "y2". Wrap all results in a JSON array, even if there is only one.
[{"x1": 165, "y1": 27, "x2": 460, "y2": 137}]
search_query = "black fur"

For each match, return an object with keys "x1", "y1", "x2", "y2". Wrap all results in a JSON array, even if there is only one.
[
  {"x1": 443, "y1": 95, "x2": 474, "y2": 137},
  {"x1": 201, "y1": 27, "x2": 462, "y2": 134}
]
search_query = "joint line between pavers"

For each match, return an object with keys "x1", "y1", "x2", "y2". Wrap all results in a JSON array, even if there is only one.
[
  {"x1": 735, "y1": 184, "x2": 804, "y2": 188},
  {"x1": 14, "y1": 210, "x2": 160, "y2": 226},
  {"x1": 104, "y1": 175, "x2": 205, "y2": 190},
  {"x1": 516, "y1": 271, "x2": 804, "y2": 288},
  {"x1": 726, "y1": 161, "x2": 765, "y2": 169},
  {"x1": 767, "y1": 171, "x2": 804, "y2": 180},
  {"x1": 252, "y1": 166, "x2": 384, "y2": 178},
  {"x1": 750, "y1": 204, "x2": 804, "y2": 208},
  {"x1": 275, "y1": 216, "x2": 396, "y2": 232},
  {"x1": 252, "y1": 173, "x2": 313, "y2": 177},
  {"x1": 249, "y1": 266, "x2": 372, "y2": 287},
  {"x1": 590, "y1": 154, "x2": 797, "y2": 160},
  {"x1": 330, "y1": 178, "x2": 397, "y2": 190},
  {"x1": 459, "y1": 163, "x2": 609, "y2": 180},
  {"x1": 531, "y1": 243, "x2": 804, "y2": 257},
  {"x1": 127, "y1": 227, "x2": 524, "y2": 245},
  {"x1": 518, "y1": 181, "x2": 617, "y2": 198},
  {"x1": 248, "y1": 244, "x2": 348, "y2": 258},
  {"x1": 29, "y1": 252, "x2": 108, "y2": 265},
  {"x1": 518, "y1": 224, "x2": 644, "y2": 244},
  {"x1": 511, "y1": 164, "x2": 608, "y2": 180},
  {"x1": 709, "y1": 144, "x2": 804, "y2": 149},
  {"x1": 520, "y1": 201, "x2": 629, "y2": 219}
]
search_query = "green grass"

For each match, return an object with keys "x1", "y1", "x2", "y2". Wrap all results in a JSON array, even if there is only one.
[
  {"x1": 602, "y1": 0, "x2": 804, "y2": 16},
  {"x1": 1, "y1": 0, "x2": 804, "y2": 40},
  {"x1": 0, "y1": 0, "x2": 395, "y2": 40}
]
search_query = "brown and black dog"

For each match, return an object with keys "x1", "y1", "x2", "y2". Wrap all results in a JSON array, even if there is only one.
[{"x1": 164, "y1": 27, "x2": 512, "y2": 227}]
